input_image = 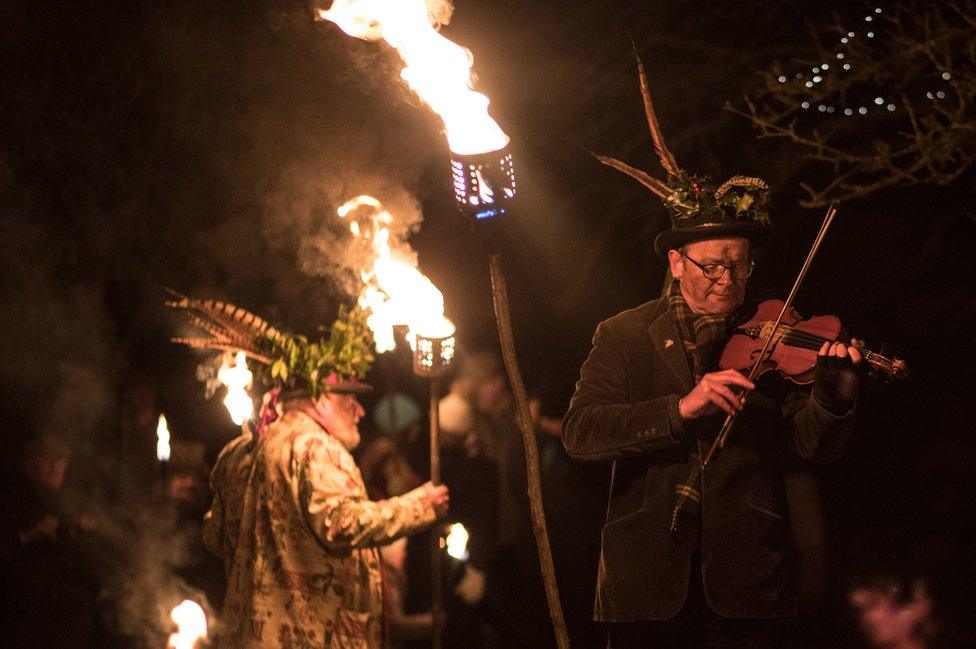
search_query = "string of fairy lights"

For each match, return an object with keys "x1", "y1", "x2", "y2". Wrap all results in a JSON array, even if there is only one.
[{"x1": 774, "y1": 6, "x2": 955, "y2": 118}]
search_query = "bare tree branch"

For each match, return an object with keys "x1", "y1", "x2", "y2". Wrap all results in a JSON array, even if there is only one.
[{"x1": 730, "y1": 1, "x2": 976, "y2": 206}]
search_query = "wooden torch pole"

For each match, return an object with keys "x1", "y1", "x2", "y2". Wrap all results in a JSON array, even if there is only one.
[
  {"x1": 429, "y1": 376, "x2": 443, "y2": 649},
  {"x1": 489, "y1": 254, "x2": 571, "y2": 649}
]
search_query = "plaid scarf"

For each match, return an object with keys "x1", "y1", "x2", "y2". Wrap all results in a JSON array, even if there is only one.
[
  {"x1": 667, "y1": 281, "x2": 738, "y2": 383},
  {"x1": 667, "y1": 280, "x2": 749, "y2": 549}
]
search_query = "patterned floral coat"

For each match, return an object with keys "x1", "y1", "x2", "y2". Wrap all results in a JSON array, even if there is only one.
[{"x1": 203, "y1": 410, "x2": 437, "y2": 648}]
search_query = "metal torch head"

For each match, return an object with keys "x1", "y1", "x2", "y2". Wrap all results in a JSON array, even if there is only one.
[
  {"x1": 412, "y1": 332, "x2": 457, "y2": 378},
  {"x1": 450, "y1": 146, "x2": 516, "y2": 222}
]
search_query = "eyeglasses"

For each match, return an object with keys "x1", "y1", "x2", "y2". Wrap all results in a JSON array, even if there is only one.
[{"x1": 682, "y1": 253, "x2": 755, "y2": 280}]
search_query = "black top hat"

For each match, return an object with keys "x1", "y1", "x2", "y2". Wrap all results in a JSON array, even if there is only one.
[{"x1": 593, "y1": 55, "x2": 771, "y2": 258}]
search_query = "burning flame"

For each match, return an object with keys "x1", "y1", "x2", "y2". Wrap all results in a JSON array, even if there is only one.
[
  {"x1": 338, "y1": 195, "x2": 455, "y2": 353},
  {"x1": 445, "y1": 522, "x2": 469, "y2": 561},
  {"x1": 318, "y1": 0, "x2": 509, "y2": 155},
  {"x1": 156, "y1": 414, "x2": 171, "y2": 462},
  {"x1": 167, "y1": 599, "x2": 207, "y2": 649},
  {"x1": 217, "y1": 351, "x2": 254, "y2": 425}
]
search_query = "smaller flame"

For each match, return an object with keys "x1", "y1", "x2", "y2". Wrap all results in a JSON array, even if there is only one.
[
  {"x1": 217, "y1": 351, "x2": 254, "y2": 426},
  {"x1": 445, "y1": 523, "x2": 469, "y2": 561},
  {"x1": 156, "y1": 414, "x2": 171, "y2": 462},
  {"x1": 168, "y1": 599, "x2": 207, "y2": 649},
  {"x1": 339, "y1": 195, "x2": 455, "y2": 354}
]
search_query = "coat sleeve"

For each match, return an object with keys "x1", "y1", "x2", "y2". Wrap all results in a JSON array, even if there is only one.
[
  {"x1": 562, "y1": 319, "x2": 687, "y2": 462},
  {"x1": 780, "y1": 387, "x2": 855, "y2": 464},
  {"x1": 202, "y1": 434, "x2": 253, "y2": 559},
  {"x1": 297, "y1": 439, "x2": 437, "y2": 553}
]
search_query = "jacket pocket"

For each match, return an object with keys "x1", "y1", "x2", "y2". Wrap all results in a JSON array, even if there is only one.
[{"x1": 746, "y1": 492, "x2": 786, "y2": 521}]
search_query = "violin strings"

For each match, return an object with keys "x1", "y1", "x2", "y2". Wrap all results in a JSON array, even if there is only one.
[{"x1": 755, "y1": 324, "x2": 891, "y2": 366}]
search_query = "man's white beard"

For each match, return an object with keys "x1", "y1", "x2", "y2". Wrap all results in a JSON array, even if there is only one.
[{"x1": 328, "y1": 425, "x2": 361, "y2": 452}]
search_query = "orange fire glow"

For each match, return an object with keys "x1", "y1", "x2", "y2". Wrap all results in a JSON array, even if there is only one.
[
  {"x1": 217, "y1": 351, "x2": 254, "y2": 426},
  {"x1": 318, "y1": 0, "x2": 509, "y2": 155},
  {"x1": 156, "y1": 414, "x2": 171, "y2": 462},
  {"x1": 167, "y1": 599, "x2": 207, "y2": 649},
  {"x1": 338, "y1": 194, "x2": 455, "y2": 353}
]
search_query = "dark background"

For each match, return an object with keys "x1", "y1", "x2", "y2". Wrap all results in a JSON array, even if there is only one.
[{"x1": 2, "y1": 0, "x2": 973, "y2": 645}]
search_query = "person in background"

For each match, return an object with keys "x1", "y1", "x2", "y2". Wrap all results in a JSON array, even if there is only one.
[
  {"x1": 165, "y1": 439, "x2": 225, "y2": 613},
  {"x1": 359, "y1": 392, "x2": 437, "y2": 648},
  {"x1": 0, "y1": 436, "x2": 99, "y2": 648}
]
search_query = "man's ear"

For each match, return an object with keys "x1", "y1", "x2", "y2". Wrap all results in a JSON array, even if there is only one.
[
  {"x1": 309, "y1": 393, "x2": 336, "y2": 421},
  {"x1": 667, "y1": 249, "x2": 683, "y2": 280}
]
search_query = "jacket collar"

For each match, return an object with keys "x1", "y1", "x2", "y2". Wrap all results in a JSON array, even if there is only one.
[{"x1": 646, "y1": 299, "x2": 694, "y2": 391}]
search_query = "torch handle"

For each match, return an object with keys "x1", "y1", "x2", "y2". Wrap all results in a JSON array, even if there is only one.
[{"x1": 429, "y1": 377, "x2": 443, "y2": 649}]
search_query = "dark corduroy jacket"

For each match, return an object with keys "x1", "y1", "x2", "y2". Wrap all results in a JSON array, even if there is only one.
[{"x1": 562, "y1": 298, "x2": 854, "y2": 622}]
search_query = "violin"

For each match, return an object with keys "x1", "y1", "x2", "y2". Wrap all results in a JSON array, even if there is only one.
[{"x1": 718, "y1": 299, "x2": 910, "y2": 384}]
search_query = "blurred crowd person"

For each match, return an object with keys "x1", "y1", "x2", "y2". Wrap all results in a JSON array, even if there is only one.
[
  {"x1": 358, "y1": 349, "x2": 607, "y2": 649},
  {"x1": 849, "y1": 579, "x2": 939, "y2": 649},
  {"x1": 163, "y1": 439, "x2": 225, "y2": 613},
  {"x1": 359, "y1": 391, "x2": 438, "y2": 648},
  {"x1": 0, "y1": 436, "x2": 99, "y2": 648}
]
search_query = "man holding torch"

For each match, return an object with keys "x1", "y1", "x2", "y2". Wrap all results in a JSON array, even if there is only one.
[
  {"x1": 168, "y1": 297, "x2": 449, "y2": 648},
  {"x1": 562, "y1": 64, "x2": 862, "y2": 648}
]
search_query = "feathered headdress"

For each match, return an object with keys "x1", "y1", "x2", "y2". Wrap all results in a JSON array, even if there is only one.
[
  {"x1": 166, "y1": 291, "x2": 375, "y2": 398},
  {"x1": 594, "y1": 54, "x2": 771, "y2": 257}
]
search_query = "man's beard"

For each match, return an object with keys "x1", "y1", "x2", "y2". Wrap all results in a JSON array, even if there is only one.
[{"x1": 329, "y1": 424, "x2": 361, "y2": 452}]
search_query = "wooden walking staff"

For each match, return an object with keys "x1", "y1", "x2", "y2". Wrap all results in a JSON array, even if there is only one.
[
  {"x1": 412, "y1": 332, "x2": 456, "y2": 649},
  {"x1": 489, "y1": 255, "x2": 571, "y2": 649}
]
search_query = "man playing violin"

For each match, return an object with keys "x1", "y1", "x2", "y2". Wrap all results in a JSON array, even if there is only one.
[{"x1": 563, "y1": 60, "x2": 862, "y2": 649}]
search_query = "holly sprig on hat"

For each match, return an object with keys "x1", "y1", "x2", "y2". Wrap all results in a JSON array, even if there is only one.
[
  {"x1": 266, "y1": 305, "x2": 374, "y2": 397},
  {"x1": 662, "y1": 171, "x2": 770, "y2": 226}
]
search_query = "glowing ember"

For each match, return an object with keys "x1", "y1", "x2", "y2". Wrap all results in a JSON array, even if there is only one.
[
  {"x1": 445, "y1": 522, "x2": 469, "y2": 561},
  {"x1": 167, "y1": 599, "x2": 207, "y2": 649},
  {"x1": 318, "y1": 0, "x2": 509, "y2": 155},
  {"x1": 217, "y1": 351, "x2": 254, "y2": 425},
  {"x1": 338, "y1": 195, "x2": 455, "y2": 353},
  {"x1": 156, "y1": 414, "x2": 171, "y2": 462}
]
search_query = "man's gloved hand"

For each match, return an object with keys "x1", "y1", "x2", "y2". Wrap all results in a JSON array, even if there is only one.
[{"x1": 813, "y1": 340, "x2": 863, "y2": 416}]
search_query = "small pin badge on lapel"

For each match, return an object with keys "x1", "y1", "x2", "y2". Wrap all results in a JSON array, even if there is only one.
[{"x1": 664, "y1": 338, "x2": 674, "y2": 348}]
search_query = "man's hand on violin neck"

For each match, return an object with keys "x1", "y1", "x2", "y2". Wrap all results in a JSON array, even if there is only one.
[
  {"x1": 817, "y1": 339, "x2": 864, "y2": 365},
  {"x1": 813, "y1": 339, "x2": 863, "y2": 415},
  {"x1": 678, "y1": 370, "x2": 755, "y2": 420}
]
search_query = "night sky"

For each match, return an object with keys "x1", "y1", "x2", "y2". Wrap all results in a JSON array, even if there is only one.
[{"x1": 2, "y1": 0, "x2": 974, "y2": 644}]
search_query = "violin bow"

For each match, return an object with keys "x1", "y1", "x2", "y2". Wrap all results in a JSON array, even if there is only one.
[{"x1": 702, "y1": 202, "x2": 839, "y2": 466}]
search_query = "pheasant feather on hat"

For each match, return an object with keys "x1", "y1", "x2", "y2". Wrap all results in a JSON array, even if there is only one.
[
  {"x1": 166, "y1": 290, "x2": 374, "y2": 397},
  {"x1": 595, "y1": 54, "x2": 771, "y2": 257}
]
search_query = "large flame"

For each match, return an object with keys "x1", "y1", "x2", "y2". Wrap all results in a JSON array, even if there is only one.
[
  {"x1": 339, "y1": 195, "x2": 455, "y2": 353},
  {"x1": 156, "y1": 414, "x2": 171, "y2": 462},
  {"x1": 167, "y1": 599, "x2": 207, "y2": 649},
  {"x1": 319, "y1": 0, "x2": 508, "y2": 155},
  {"x1": 217, "y1": 351, "x2": 254, "y2": 426}
]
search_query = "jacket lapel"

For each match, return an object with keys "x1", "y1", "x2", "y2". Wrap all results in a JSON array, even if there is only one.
[{"x1": 647, "y1": 306, "x2": 695, "y2": 391}]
